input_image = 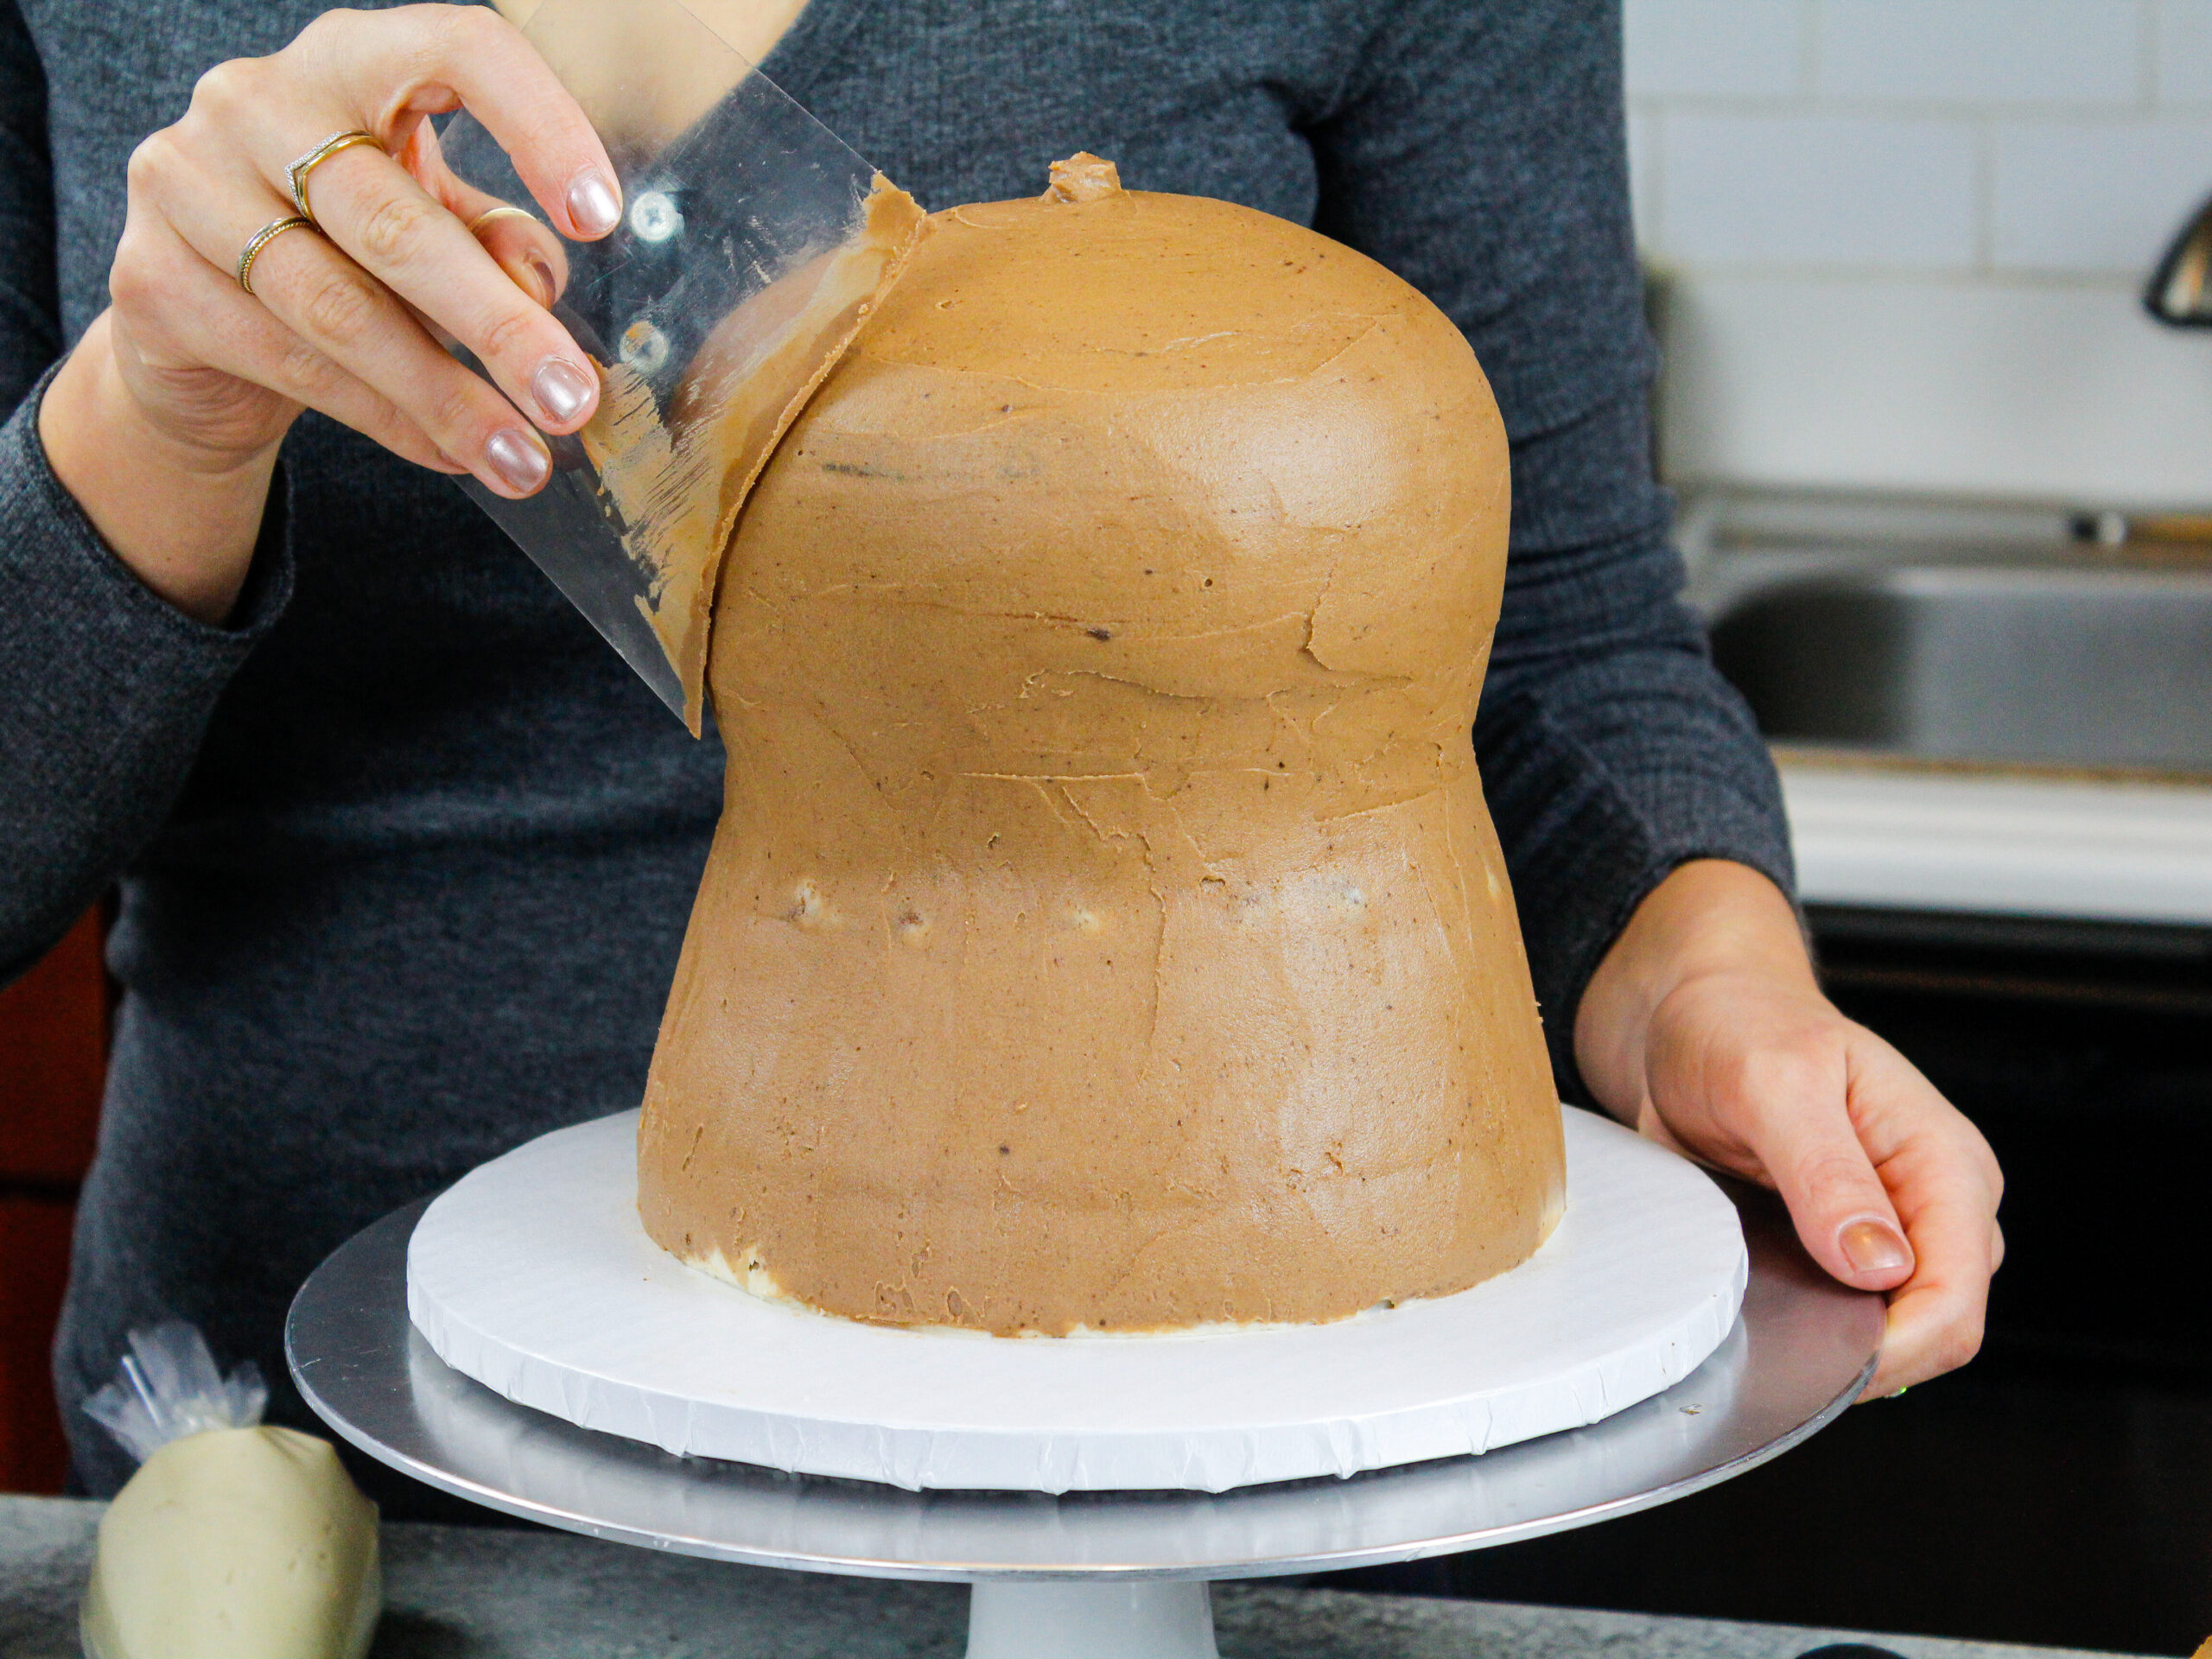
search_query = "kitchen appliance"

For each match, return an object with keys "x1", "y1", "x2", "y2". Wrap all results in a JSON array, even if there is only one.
[{"x1": 2147, "y1": 191, "x2": 2212, "y2": 326}]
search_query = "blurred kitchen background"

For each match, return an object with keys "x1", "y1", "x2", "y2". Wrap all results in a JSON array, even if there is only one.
[
  {"x1": 9, "y1": 1, "x2": 2212, "y2": 1653},
  {"x1": 1322, "y1": 2, "x2": 2212, "y2": 1650}
]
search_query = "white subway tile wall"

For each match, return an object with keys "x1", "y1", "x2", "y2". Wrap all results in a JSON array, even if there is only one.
[
  {"x1": 1626, "y1": 0, "x2": 2209, "y2": 276},
  {"x1": 1628, "y1": 0, "x2": 2212, "y2": 505},
  {"x1": 2160, "y1": 0, "x2": 2212, "y2": 104},
  {"x1": 1622, "y1": 0, "x2": 1807, "y2": 99},
  {"x1": 1992, "y1": 120, "x2": 2212, "y2": 270},
  {"x1": 1661, "y1": 112, "x2": 1978, "y2": 266},
  {"x1": 1815, "y1": 1, "x2": 2142, "y2": 107}
]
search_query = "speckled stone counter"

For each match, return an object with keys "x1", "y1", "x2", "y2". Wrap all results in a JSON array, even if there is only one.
[{"x1": 0, "y1": 1495, "x2": 2138, "y2": 1659}]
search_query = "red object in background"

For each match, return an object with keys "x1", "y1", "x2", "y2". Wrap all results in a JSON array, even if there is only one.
[{"x1": 0, "y1": 908, "x2": 108, "y2": 1493}]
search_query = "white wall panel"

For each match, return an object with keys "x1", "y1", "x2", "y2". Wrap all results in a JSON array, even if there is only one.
[
  {"x1": 1993, "y1": 120, "x2": 2212, "y2": 271},
  {"x1": 2158, "y1": 0, "x2": 2212, "y2": 105},
  {"x1": 1659, "y1": 113, "x2": 1979, "y2": 266},
  {"x1": 1659, "y1": 276, "x2": 2212, "y2": 508},
  {"x1": 1814, "y1": 0, "x2": 2144, "y2": 106},
  {"x1": 1624, "y1": 0, "x2": 1807, "y2": 99},
  {"x1": 1626, "y1": 0, "x2": 2212, "y2": 505}
]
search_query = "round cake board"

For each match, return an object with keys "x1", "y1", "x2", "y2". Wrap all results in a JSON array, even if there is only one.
[{"x1": 406, "y1": 1105, "x2": 1748, "y2": 1495}]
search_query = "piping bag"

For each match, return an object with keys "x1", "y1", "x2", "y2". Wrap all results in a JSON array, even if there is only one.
[
  {"x1": 79, "y1": 1323, "x2": 380, "y2": 1659},
  {"x1": 432, "y1": 0, "x2": 925, "y2": 732}
]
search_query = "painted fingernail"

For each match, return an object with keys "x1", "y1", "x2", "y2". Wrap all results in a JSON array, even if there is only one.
[
  {"x1": 531, "y1": 356, "x2": 594, "y2": 425},
  {"x1": 567, "y1": 168, "x2": 621, "y2": 237},
  {"x1": 485, "y1": 427, "x2": 550, "y2": 493},
  {"x1": 528, "y1": 255, "x2": 559, "y2": 307},
  {"x1": 1840, "y1": 1218, "x2": 1913, "y2": 1277}
]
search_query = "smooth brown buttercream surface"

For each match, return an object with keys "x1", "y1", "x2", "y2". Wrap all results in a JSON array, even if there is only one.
[{"x1": 636, "y1": 160, "x2": 1564, "y2": 1333}]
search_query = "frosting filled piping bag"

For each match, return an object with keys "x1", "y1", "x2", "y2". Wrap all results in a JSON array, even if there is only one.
[
  {"x1": 431, "y1": 0, "x2": 924, "y2": 732},
  {"x1": 79, "y1": 1323, "x2": 381, "y2": 1659}
]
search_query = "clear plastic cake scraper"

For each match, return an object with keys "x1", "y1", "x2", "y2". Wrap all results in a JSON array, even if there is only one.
[{"x1": 429, "y1": 0, "x2": 924, "y2": 733}]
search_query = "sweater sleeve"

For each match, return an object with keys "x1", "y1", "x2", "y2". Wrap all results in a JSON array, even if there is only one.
[
  {"x1": 0, "y1": 0, "x2": 292, "y2": 982},
  {"x1": 1308, "y1": 0, "x2": 1795, "y2": 1098}
]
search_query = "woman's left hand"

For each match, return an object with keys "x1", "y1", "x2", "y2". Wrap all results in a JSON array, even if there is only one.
[{"x1": 1575, "y1": 860, "x2": 2004, "y2": 1399}]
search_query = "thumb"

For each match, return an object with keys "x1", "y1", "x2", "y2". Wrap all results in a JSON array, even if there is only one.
[{"x1": 1745, "y1": 1072, "x2": 1916, "y2": 1294}]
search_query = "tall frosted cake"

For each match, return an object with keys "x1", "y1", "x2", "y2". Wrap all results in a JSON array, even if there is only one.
[{"x1": 634, "y1": 156, "x2": 1565, "y2": 1334}]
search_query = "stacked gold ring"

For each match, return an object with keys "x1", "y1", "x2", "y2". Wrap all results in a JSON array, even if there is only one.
[
  {"x1": 236, "y1": 214, "x2": 315, "y2": 297},
  {"x1": 465, "y1": 205, "x2": 542, "y2": 236},
  {"x1": 285, "y1": 129, "x2": 382, "y2": 223}
]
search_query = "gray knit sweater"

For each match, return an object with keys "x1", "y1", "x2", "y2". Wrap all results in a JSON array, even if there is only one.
[{"x1": 0, "y1": 0, "x2": 1790, "y2": 1499}]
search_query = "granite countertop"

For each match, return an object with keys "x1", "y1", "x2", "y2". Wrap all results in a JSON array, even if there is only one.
[{"x1": 1, "y1": 1495, "x2": 2141, "y2": 1659}]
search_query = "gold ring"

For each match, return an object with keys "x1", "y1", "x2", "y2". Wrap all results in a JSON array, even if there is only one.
[
  {"x1": 286, "y1": 129, "x2": 382, "y2": 223},
  {"x1": 236, "y1": 214, "x2": 316, "y2": 297},
  {"x1": 466, "y1": 205, "x2": 542, "y2": 236}
]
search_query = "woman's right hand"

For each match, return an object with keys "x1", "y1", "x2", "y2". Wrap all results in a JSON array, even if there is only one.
[{"x1": 39, "y1": 4, "x2": 620, "y2": 623}]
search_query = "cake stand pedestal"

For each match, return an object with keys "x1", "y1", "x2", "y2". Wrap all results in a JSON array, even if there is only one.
[{"x1": 288, "y1": 1168, "x2": 1881, "y2": 1659}]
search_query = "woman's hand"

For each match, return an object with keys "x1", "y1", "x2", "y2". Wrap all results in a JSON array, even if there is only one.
[
  {"x1": 1575, "y1": 859, "x2": 2004, "y2": 1398},
  {"x1": 39, "y1": 4, "x2": 618, "y2": 624}
]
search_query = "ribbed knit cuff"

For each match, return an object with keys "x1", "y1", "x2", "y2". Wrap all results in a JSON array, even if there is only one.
[{"x1": 4, "y1": 361, "x2": 293, "y2": 649}]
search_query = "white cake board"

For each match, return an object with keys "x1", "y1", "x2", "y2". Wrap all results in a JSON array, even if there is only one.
[{"x1": 406, "y1": 1106, "x2": 1747, "y2": 1494}]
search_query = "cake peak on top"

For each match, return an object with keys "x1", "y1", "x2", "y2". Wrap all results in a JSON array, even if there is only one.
[{"x1": 1041, "y1": 152, "x2": 1122, "y2": 203}]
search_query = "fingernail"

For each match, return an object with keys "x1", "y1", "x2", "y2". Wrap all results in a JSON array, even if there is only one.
[
  {"x1": 531, "y1": 356, "x2": 594, "y2": 425},
  {"x1": 484, "y1": 427, "x2": 550, "y2": 493},
  {"x1": 567, "y1": 168, "x2": 621, "y2": 238},
  {"x1": 528, "y1": 255, "x2": 559, "y2": 307},
  {"x1": 1840, "y1": 1218, "x2": 1913, "y2": 1277}
]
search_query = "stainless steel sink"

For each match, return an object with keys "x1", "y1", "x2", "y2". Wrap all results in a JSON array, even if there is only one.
[{"x1": 1706, "y1": 562, "x2": 2212, "y2": 773}]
